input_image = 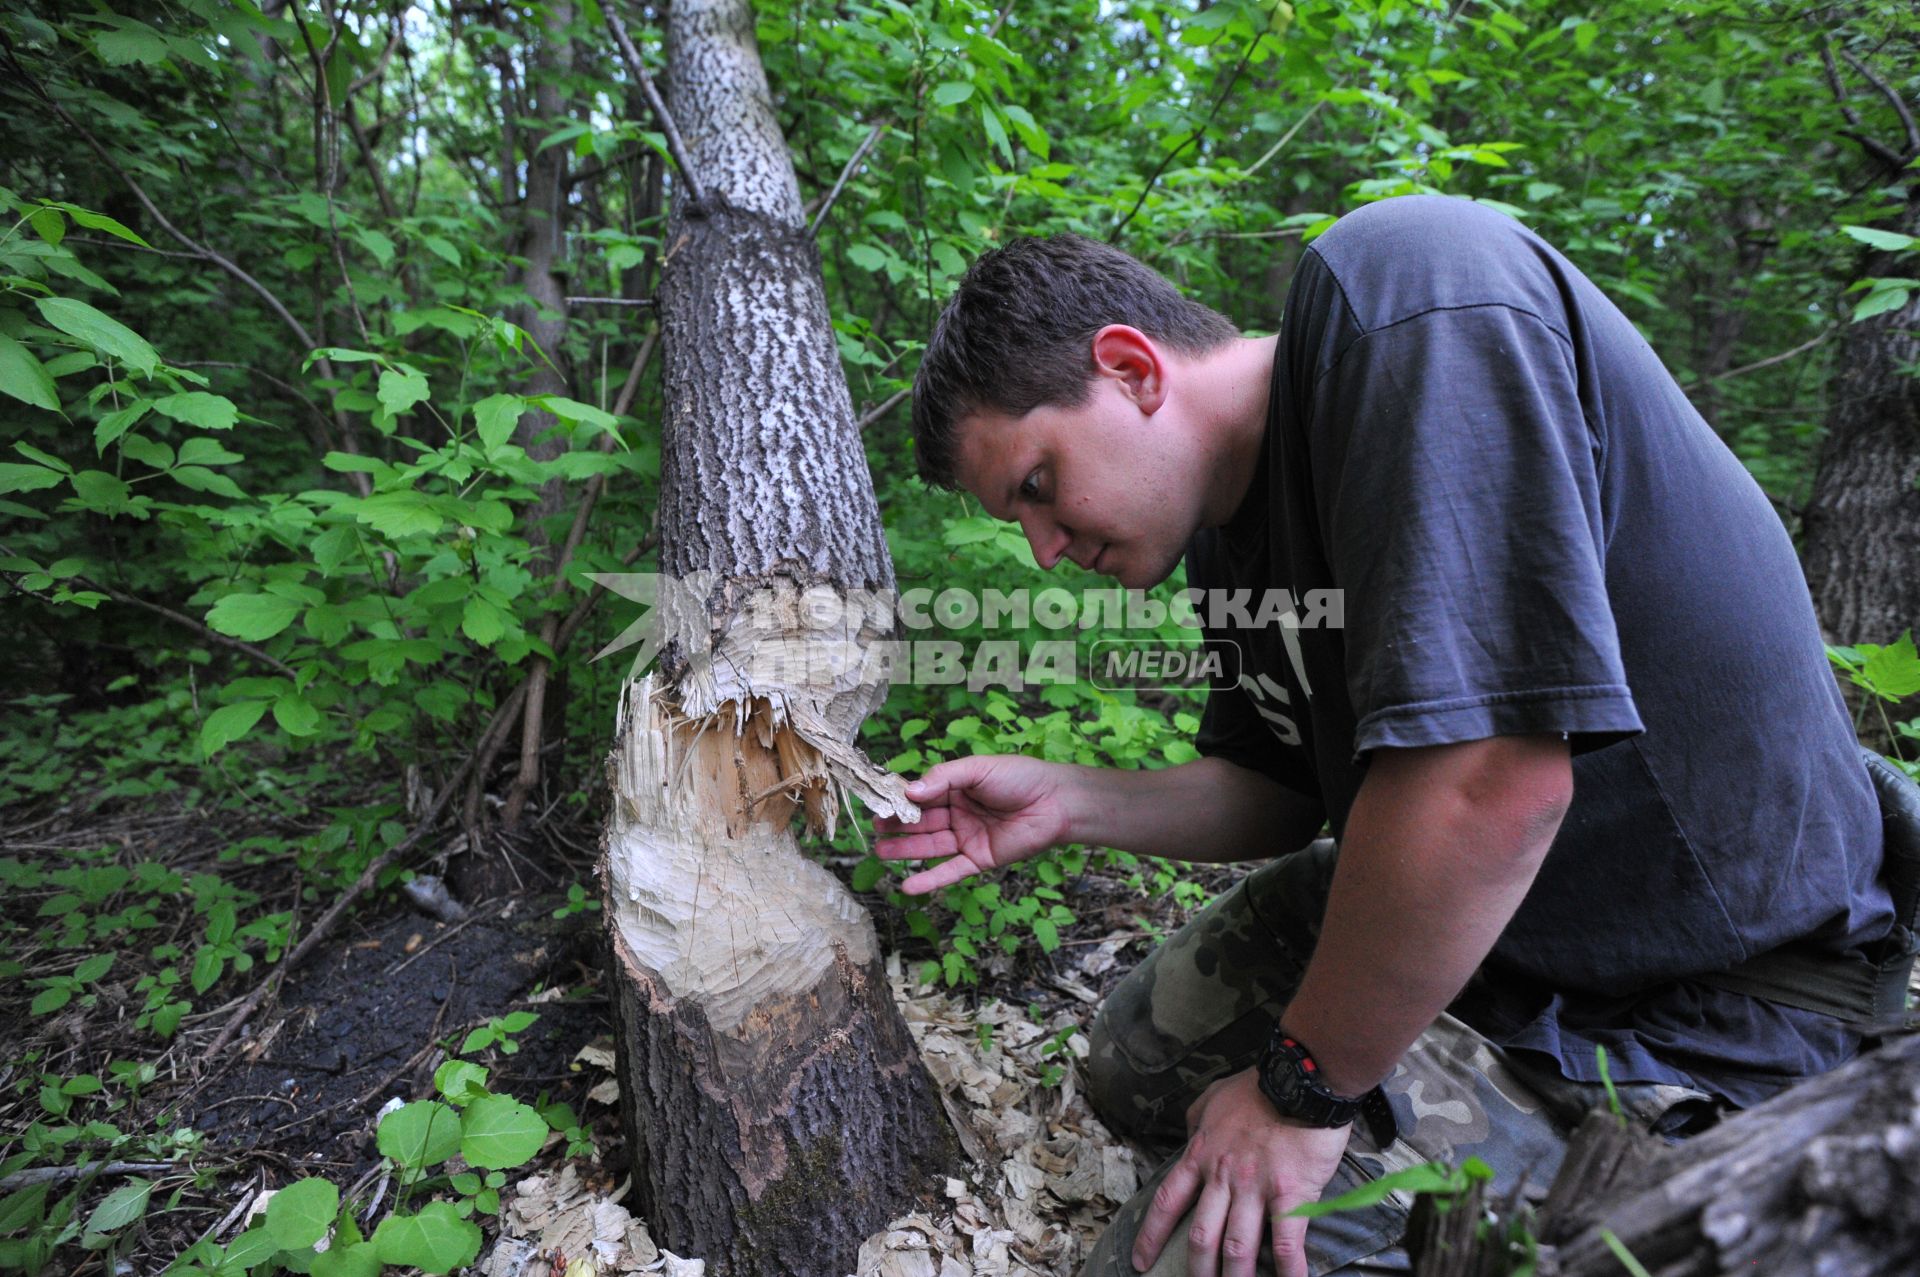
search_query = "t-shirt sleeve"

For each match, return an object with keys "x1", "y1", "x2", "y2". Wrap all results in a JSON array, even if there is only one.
[{"x1": 1310, "y1": 303, "x2": 1645, "y2": 758}]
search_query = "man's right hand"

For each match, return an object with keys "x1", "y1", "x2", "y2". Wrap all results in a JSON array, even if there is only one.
[{"x1": 872, "y1": 755, "x2": 1076, "y2": 894}]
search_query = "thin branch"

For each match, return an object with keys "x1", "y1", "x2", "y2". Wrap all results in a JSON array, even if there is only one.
[
  {"x1": 809, "y1": 120, "x2": 888, "y2": 237},
  {"x1": 565, "y1": 296, "x2": 657, "y2": 307},
  {"x1": 857, "y1": 386, "x2": 910, "y2": 432},
  {"x1": 603, "y1": 6, "x2": 707, "y2": 206},
  {"x1": 1821, "y1": 37, "x2": 1907, "y2": 170},
  {"x1": 1838, "y1": 47, "x2": 1920, "y2": 159},
  {"x1": 54, "y1": 575, "x2": 297, "y2": 676},
  {"x1": 1108, "y1": 31, "x2": 1265, "y2": 245},
  {"x1": 3, "y1": 44, "x2": 320, "y2": 352},
  {"x1": 1693, "y1": 330, "x2": 1833, "y2": 385}
]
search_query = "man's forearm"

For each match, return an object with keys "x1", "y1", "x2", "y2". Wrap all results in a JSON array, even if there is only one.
[
  {"x1": 1278, "y1": 735, "x2": 1573, "y2": 1096},
  {"x1": 1064, "y1": 755, "x2": 1326, "y2": 864}
]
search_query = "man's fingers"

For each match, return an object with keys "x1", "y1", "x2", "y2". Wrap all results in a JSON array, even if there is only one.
[
  {"x1": 1184, "y1": 1174, "x2": 1234, "y2": 1277},
  {"x1": 875, "y1": 805, "x2": 951, "y2": 838},
  {"x1": 1270, "y1": 1212, "x2": 1311, "y2": 1277},
  {"x1": 1220, "y1": 1190, "x2": 1266, "y2": 1277},
  {"x1": 902, "y1": 756, "x2": 988, "y2": 806},
  {"x1": 900, "y1": 854, "x2": 984, "y2": 896},
  {"x1": 1132, "y1": 1156, "x2": 1202, "y2": 1273},
  {"x1": 873, "y1": 829, "x2": 958, "y2": 862}
]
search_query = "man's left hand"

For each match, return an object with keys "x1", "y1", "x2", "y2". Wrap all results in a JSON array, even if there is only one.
[{"x1": 1131, "y1": 1068, "x2": 1351, "y2": 1277}]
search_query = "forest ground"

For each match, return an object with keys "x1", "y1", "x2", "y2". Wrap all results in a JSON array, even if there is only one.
[{"x1": 1, "y1": 787, "x2": 1245, "y2": 1276}]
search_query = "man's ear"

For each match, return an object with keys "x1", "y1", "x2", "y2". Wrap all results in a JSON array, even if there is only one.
[{"x1": 1089, "y1": 325, "x2": 1168, "y2": 414}]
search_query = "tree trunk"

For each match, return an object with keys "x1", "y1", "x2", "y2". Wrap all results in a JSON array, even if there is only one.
[
  {"x1": 599, "y1": 3, "x2": 954, "y2": 1273},
  {"x1": 1544, "y1": 1032, "x2": 1920, "y2": 1277},
  {"x1": 1799, "y1": 196, "x2": 1920, "y2": 658},
  {"x1": 1800, "y1": 47, "x2": 1920, "y2": 753},
  {"x1": 1405, "y1": 1033, "x2": 1920, "y2": 1277}
]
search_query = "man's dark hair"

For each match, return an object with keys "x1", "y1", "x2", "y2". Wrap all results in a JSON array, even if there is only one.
[{"x1": 910, "y1": 233, "x2": 1240, "y2": 490}]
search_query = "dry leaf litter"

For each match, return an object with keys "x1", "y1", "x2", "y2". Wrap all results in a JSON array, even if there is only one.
[{"x1": 483, "y1": 934, "x2": 1146, "y2": 1277}]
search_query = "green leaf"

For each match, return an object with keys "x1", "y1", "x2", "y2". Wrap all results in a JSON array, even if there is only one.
[
  {"x1": 459, "y1": 1095, "x2": 548, "y2": 1170},
  {"x1": 353, "y1": 228, "x2": 396, "y2": 266},
  {"x1": 312, "y1": 1241, "x2": 380, "y2": 1277},
  {"x1": 537, "y1": 395, "x2": 618, "y2": 431},
  {"x1": 933, "y1": 81, "x2": 975, "y2": 106},
  {"x1": 472, "y1": 394, "x2": 523, "y2": 451},
  {"x1": 222, "y1": 1225, "x2": 282, "y2": 1271},
  {"x1": 371, "y1": 1203, "x2": 481, "y2": 1275},
  {"x1": 82, "y1": 1179, "x2": 151, "y2": 1238},
  {"x1": 176, "y1": 437, "x2": 245, "y2": 466},
  {"x1": 93, "y1": 24, "x2": 171, "y2": 66},
  {"x1": 433, "y1": 1060, "x2": 489, "y2": 1105},
  {"x1": 69, "y1": 470, "x2": 133, "y2": 507},
  {"x1": 0, "y1": 334, "x2": 60, "y2": 411},
  {"x1": 119, "y1": 434, "x2": 174, "y2": 470},
  {"x1": 354, "y1": 492, "x2": 443, "y2": 539},
  {"x1": 376, "y1": 1100, "x2": 463, "y2": 1169},
  {"x1": 273, "y1": 695, "x2": 321, "y2": 737},
  {"x1": 202, "y1": 701, "x2": 269, "y2": 757},
  {"x1": 0, "y1": 463, "x2": 63, "y2": 494},
  {"x1": 207, "y1": 593, "x2": 301, "y2": 641},
  {"x1": 1852, "y1": 287, "x2": 1910, "y2": 322},
  {"x1": 94, "y1": 402, "x2": 150, "y2": 452},
  {"x1": 30, "y1": 987, "x2": 70, "y2": 1015},
  {"x1": 265, "y1": 1179, "x2": 338, "y2": 1250},
  {"x1": 847, "y1": 244, "x2": 887, "y2": 271},
  {"x1": 153, "y1": 392, "x2": 239, "y2": 431},
  {"x1": 421, "y1": 236, "x2": 462, "y2": 267},
  {"x1": 377, "y1": 368, "x2": 430, "y2": 417},
  {"x1": 52, "y1": 203, "x2": 152, "y2": 248},
  {"x1": 28, "y1": 206, "x2": 65, "y2": 247},
  {"x1": 1841, "y1": 225, "x2": 1919, "y2": 252},
  {"x1": 0, "y1": 1184, "x2": 49, "y2": 1234},
  {"x1": 462, "y1": 596, "x2": 507, "y2": 646},
  {"x1": 1861, "y1": 633, "x2": 1920, "y2": 699},
  {"x1": 978, "y1": 104, "x2": 1012, "y2": 164},
  {"x1": 172, "y1": 467, "x2": 247, "y2": 499},
  {"x1": 1290, "y1": 1162, "x2": 1461, "y2": 1217},
  {"x1": 35, "y1": 298, "x2": 159, "y2": 376},
  {"x1": 73, "y1": 953, "x2": 114, "y2": 982},
  {"x1": 850, "y1": 856, "x2": 883, "y2": 892}
]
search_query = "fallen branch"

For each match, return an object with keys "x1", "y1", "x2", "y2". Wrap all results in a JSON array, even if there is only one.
[
  {"x1": 199, "y1": 747, "x2": 479, "y2": 1065},
  {"x1": 0, "y1": 1162, "x2": 177, "y2": 1191}
]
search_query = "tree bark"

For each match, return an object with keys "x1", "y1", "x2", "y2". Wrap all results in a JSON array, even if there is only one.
[
  {"x1": 1800, "y1": 43, "x2": 1920, "y2": 752},
  {"x1": 1405, "y1": 1033, "x2": 1920, "y2": 1277},
  {"x1": 600, "y1": 2, "x2": 954, "y2": 1272},
  {"x1": 1546, "y1": 1032, "x2": 1920, "y2": 1277},
  {"x1": 1799, "y1": 195, "x2": 1920, "y2": 655}
]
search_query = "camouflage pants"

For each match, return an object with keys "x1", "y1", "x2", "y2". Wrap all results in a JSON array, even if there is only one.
[{"x1": 1080, "y1": 841, "x2": 1714, "y2": 1276}]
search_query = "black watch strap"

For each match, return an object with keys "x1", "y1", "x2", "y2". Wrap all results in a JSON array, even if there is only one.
[{"x1": 1257, "y1": 1029, "x2": 1398, "y2": 1149}]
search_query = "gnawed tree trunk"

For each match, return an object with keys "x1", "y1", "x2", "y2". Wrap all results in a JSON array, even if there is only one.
[{"x1": 599, "y1": 2, "x2": 954, "y2": 1273}]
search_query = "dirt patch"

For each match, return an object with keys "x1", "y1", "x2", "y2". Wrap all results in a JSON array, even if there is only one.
[{"x1": 185, "y1": 897, "x2": 607, "y2": 1176}]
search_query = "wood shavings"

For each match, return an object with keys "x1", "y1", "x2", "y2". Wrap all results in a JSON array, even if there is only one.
[
  {"x1": 853, "y1": 970, "x2": 1141, "y2": 1275},
  {"x1": 494, "y1": 1167, "x2": 661, "y2": 1275}
]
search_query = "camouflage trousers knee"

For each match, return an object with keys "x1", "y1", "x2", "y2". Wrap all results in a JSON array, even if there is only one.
[{"x1": 1079, "y1": 841, "x2": 1712, "y2": 1277}]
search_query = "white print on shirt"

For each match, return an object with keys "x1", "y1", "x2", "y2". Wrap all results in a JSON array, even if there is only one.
[{"x1": 1240, "y1": 602, "x2": 1316, "y2": 748}]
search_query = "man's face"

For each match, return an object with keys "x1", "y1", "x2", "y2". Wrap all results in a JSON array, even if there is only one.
[{"x1": 951, "y1": 375, "x2": 1207, "y2": 591}]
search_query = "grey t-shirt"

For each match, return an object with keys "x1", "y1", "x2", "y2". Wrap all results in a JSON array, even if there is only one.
[{"x1": 1189, "y1": 195, "x2": 1891, "y2": 1106}]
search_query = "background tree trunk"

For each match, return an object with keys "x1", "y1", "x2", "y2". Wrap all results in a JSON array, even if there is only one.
[
  {"x1": 1800, "y1": 35, "x2": 1920, "y2": 755},
  {"x1": 599, "y1": 2, "x2": 954, "y2": 1272}
]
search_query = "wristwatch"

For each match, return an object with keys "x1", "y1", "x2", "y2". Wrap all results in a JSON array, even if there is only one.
[{"x1": 1256, "y1": 1026, "x2": 1398, "y2": 1148}]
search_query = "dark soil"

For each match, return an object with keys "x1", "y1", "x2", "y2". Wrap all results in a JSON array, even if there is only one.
[{"x1": 183, "y1": 898, "x2": 608, "y2": 1178}]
